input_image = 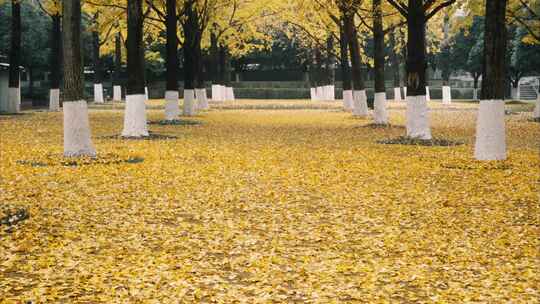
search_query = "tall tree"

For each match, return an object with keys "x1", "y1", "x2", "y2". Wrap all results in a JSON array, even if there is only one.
[
  {"x1": 50, "y1": 12, "x2": 62, "y2": 110},
  {"x1": 387, "y1": 0, "x2": 456, "y2": 139},
  {"x1": 164, "y1": 0, "x2": 180, "y2": 120},
  {"x1": 474, "y1": 0, "x2": 508, "y2": 160},
  {"x1": 91, "y1": 12, "x2": 104, "y2": 103},
  {"x1": 342, "y1": 3, "x2": 368, "y2": 117},
  {"x1": 112, "y1": 31, "x2": 122, "y2": 101},
  {"x1": 7, "y1": 0, "x2": 21, "y2": 113},
  {"x1": 62, "y1": 0, "x2": 96, "y2": 157},
  {"x1": 339, "y1": 19, "x2": 353, "y2": 110},
  {"x1": 182, "y1": 0, "x2": 199, "y2": 115},
  {"x1": 122, "y1": 0, "x2": 148, "y2": 137}
]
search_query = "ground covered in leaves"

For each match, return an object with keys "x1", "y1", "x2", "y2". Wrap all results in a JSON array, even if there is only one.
[{"x1": 1, "y1": 100, "x2": 539, "y2": 303}]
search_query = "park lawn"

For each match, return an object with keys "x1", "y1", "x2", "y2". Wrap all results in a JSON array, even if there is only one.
[{"x1": 0, "y1": 100, "x2": 539, "y2": 303}]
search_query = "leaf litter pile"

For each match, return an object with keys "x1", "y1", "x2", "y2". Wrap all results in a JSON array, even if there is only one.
[{"x1": 0, "y1": 100, "x2": 538, "y2": 303}]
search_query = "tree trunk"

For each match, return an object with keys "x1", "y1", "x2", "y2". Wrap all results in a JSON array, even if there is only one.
[
  {"x1": 481, "y1": 0, "x2": 507, "y2": 100},
  {"x1": 325, "y1": 35, "x2": 335, "y2": 85},
  {"x1": 92, "y1": 16, "x2": 103, "y2": 85},
  {"x1": 8, "y1": 0, "x2": 21, "y2": 89},
  {"x1": 373, "y1": 0, "x2": 385, "y2": 93},
  {"x1": 406, "y1": 0, "x2": 427, "y2": 96},
  {"x1": 314, "y1": 47, "x2": 322, "y2": 87},
  {"x1": 165, "y1": 0, "x2": 178, "y2": 91},
  {"x1": 113, "y1": 32, "x2": 122, "y2": 85},
  {"x1": 339, "y1": 21, "x2": 351, "y2": 91},
  {"x1": 112, "y1": 32, "x2": 122, "y2": 101},
  {"x1": 50, "y1": 14, "x2": 62, "y2": 90},
  {"x1": 123, "y1": 0, "x2": 148, "y2": 137},
  {"x1": 126, "y1": 0, "x2": 145, "y2": 95},
  {"x1": 389, "y1": 32, "x2": 400, "y2": 87},
  {"x1": 63, "y1": 0, "x2": 84, "y2": 101},
  {"x1": 440, "y1": 13, "x2": 451, "y2": 85},
  {"x1": 345, "y1": 15, "x2": 364, "y2": 91},
  {"x1": 163, "y1": 0, "x2": 180, "y2": 119},
  {"x1": 92, "y1": 15, "x2": 104, "y2": 103},
  {"x1": 62, "y1": 0, "x2": 96, "y2": 156},
  {"x1": 210, "y1": 31, "x2": 219, "y2": 84},
  {"x1": 372, "y1": 0, "x2": 388, "y2": 123},
  {"x1": 475, "y1": 0, "x2": 508, "y2": 160},
  {"x1": 7, "y1": 0, "x2": 21, "y2": 113}
]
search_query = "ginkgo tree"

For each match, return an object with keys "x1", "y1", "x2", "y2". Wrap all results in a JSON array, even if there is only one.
[
  {"x1": 36, "y1": 0, "x2": 62, "y2": 111},
  {"x1": 62, "y1": 0, "x2": 96, "y2": 156},
  {"x1": 6, "y1": 0, "x2": 21, "y2": 114},
  {"x1": 386, "y1": 0, "x2": 457, "y2": 139}
]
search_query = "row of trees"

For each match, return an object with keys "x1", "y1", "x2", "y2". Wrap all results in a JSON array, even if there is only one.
[{"x1": 1, "y1": 0, "x2": 538, "y2": 160}]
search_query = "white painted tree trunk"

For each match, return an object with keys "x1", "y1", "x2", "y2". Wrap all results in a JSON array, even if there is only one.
[
  {"x1": 327, "y1": 85, "x2": 335, "y2": 100},
  {"x1": 7, "y1": 87, "x2": 21, "y2": 113},
  {"x1": 442, "y1": 86, "x2": 452, "y2": 104},
  {"x1": 394, "y1": 87, "x2": 402, "y2": 102},
  {"x1": 196, "y1": 88, "x2": 209, "y2": 110},
  {"x1": 474, "y1": 100, "x2": 506, "y2": 160},
  {"x1": 63, "y1": 100, "x2": 96, "y2": 157},
  {"x1": 93, "y1": 83, "x2": 104, "y2": 103},
  {"x1": 533, "y1": 94, "x2": 540, "y2": 119},
  {"x1": 212, "y1": 85, "x2": 221, "y2": 101},
  {"x1": 219, "y1": 85, "x2": 227, "y2": 101},
  {"x1": 226, "y1": 87, "x2": 235, "y2": 101},
  {"x1": 122, "y1": 94, "x2": 149, "y2": 137},
  {"x1": 510, "y1": 87, "x2": 519, "y2": 100},
  {"x1": 374, "y1": 92, "x2": 388, "y2": 124},
  {"x1": 183, "y1": 89, "x2": 196, "y2": 116},
  {"x1": 473, "y1": 88, "x2": 478, "y2": 101},
  {"x1": 403, "y1": 87, "x2": 407, "y2": 98},
  {"x1": 352, "y1": 90, "x2": 368, "y2": 117},
  {"x1": 310, "y1": 88, "x2": 316, "y2": 101},
  {"x1": 406, "y1": 95, "x2": 432, "y2": 139},
  {"x1": 164, "y1": 90, "x2": 180, "y2": 121},
  {"x1": 113, "y1": 85, "x2": 122, "y2": 101},
  {"x1": 343, "y1": 90, "x2": 353, "y2": 111},
  {"x1": 49, "y1": 89, "x2": 60, "y2": 111},
  {"x1": 425, "y1": 86, "x2": 431, "y2": 102},
  {"x1": 145, "y1": 87, "x2": 149, "y2": 100}
]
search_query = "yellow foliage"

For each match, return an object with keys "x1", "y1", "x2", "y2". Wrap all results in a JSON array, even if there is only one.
[{"x1": 0, "y1": 101, "x2": 539, "y2": 302}]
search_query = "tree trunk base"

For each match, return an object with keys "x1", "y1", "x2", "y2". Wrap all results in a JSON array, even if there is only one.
[
  {"x1": 426, "y1": 86, "x2": 431, "y2": 102},
  {"x1": 374, "y1": 92, "x2": 388, "y2": 124},
  {"x1": 7, "y1": 87, "x2": 21, "y2": 113},
  {"x1": 225, "y1": 87, "x2": 235, "y2": 101},
  {"x1": 63, "y1": 100, "x2": 96, "y2": 157},
  {"x1": 442, "y1": 86, "x2": 452, "y2": 104},
  {"x1": 212, "y1": 85, "x2": 222, "y2": 102},
  {"x1": 533, "y1": 95, "x2": 540, "y2": 119},
  {"x1": 113, "y1": 86, "x2": 122, "y2": 101},
  {"x1": 49, "y1": 89, "x2": 60, "y2": 111},
  {"x1": 474, "y1": 100, "x2": 506, "y2": 160},
  {"x1": 406, "y1": 95, "x2": 431, "y2": 139},
  {"x1": 352, "y1": 90, "x2": 368, "y2": 117},
  {"x1": 343, "y1": 90, "x2": 353, "y2": 110},
  {"x1": 196, "y1": 89, "x2": 209, "y2": 110},
  {"x1": 94, "y1": 83, "x2": 104, "y2": 103},
  {"x1": 122, "y1": 94, "x2": 149, "y2": 137},
  {"x1": 183, "y1": 89, "x2": 196, "y2": 116},
  {"x1": 164, "y1": 90, "x2": 180, "y2": 121},
  {"x1": 393, "y1": 87, "x2": 402, "y2": 102}
]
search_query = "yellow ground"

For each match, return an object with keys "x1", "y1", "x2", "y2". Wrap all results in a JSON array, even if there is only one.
[{"x1": 1, "y1": 100, "x2": 539, "y2": 303}]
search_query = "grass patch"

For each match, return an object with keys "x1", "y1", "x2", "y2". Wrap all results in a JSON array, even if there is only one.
[
  {"x1": 17, "y1": 153, "x2": 144, "y2": 167},
  {"x1": 377, "y1": 136, "x2": 463, "y2": 146},
  {"x1": 148, "y1": 119, "x2": 202, "y2": 126}
]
